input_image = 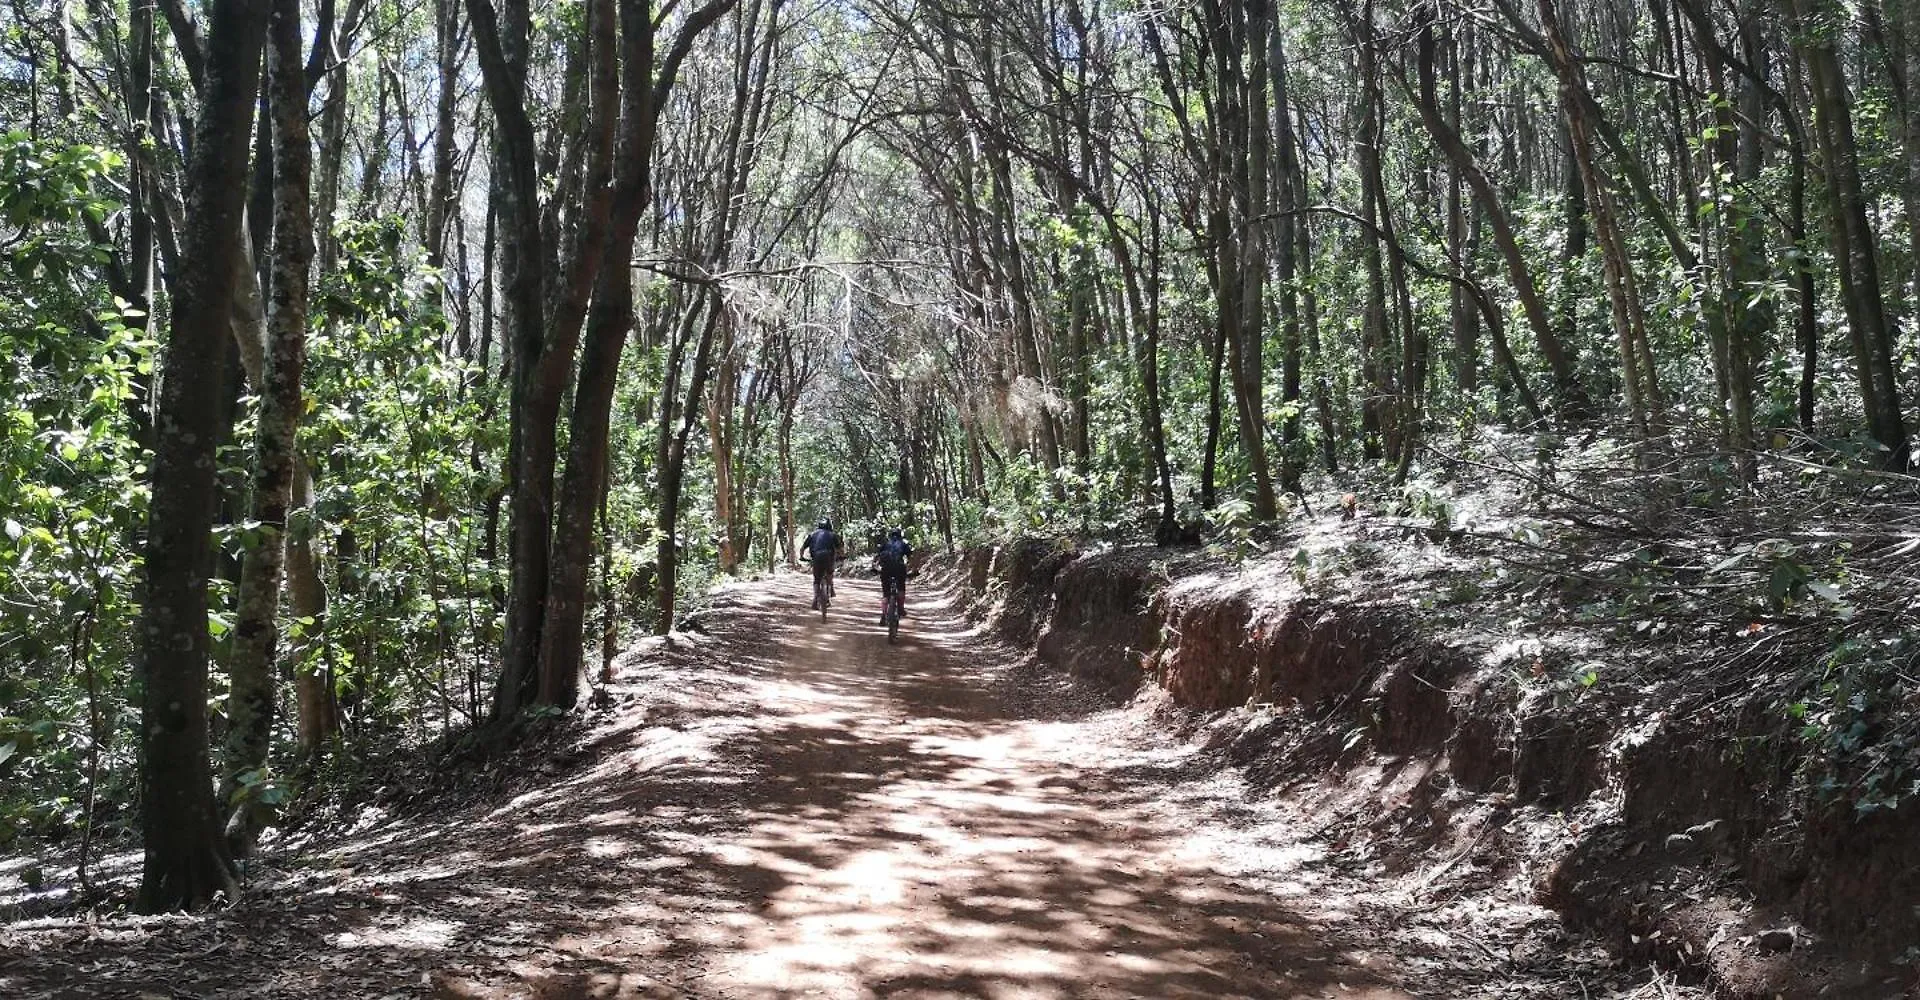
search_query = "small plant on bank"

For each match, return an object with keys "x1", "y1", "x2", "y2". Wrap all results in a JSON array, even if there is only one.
[
  {"x1": 1786, "y1": 634, "x2": 1920, "y2": 816},
  {"x1": 1205, "y1": 497, "x2": 1261, "y2": 564}
]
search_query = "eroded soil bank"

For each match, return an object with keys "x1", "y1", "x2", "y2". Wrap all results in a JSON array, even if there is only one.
[
  {"x1": 3, "y1": 574, "x2": 1684, "y2": 998},
  {"x1": 955, "y1": 537, "x2": 1920, "y2": 1000}
]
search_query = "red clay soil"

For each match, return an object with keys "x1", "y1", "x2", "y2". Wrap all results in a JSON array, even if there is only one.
[{"x1": 2, "y1": 576, "x2": 1678, "y2": 999}]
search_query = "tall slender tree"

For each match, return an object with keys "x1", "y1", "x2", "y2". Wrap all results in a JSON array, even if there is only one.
[{"x1": 136, "y1": 0, "x2": 269, "y2": 912}]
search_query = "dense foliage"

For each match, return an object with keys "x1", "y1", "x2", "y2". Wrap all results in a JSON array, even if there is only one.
[{"x1": 0, "y1": 134, "x2": 147, "y2": 849}]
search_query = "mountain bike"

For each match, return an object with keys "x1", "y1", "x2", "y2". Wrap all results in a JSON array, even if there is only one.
[
  {"x1": 812, "y1": 569, "x2": 832, "y2": 620},
  {"x1": 880, "y1": 575, "x2": 904, "y2": 643}
]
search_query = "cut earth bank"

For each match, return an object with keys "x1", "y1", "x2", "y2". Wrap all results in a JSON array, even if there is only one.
[{"x1": 940, "y1": 536, "x2": 1920, "y2": 1000}]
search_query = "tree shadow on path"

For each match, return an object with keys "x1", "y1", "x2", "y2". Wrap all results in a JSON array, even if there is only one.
[{"x1": 1, "y1": 575, "x2": 1415, "y2": 1000}]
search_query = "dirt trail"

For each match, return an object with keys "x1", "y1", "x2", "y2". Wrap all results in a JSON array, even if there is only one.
[
  {"x1": 2, "y1": 575, "x2": 1655, "y2": 999},
  {"x1": 654, "y1": 575, "x2": 1411, "y2": 1000}
]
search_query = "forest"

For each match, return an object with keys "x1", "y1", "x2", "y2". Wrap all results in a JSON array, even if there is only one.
[{"x1": 2, "y1": 0, "x2": 1919, "y2": 988}]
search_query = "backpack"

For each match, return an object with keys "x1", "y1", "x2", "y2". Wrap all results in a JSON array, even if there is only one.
[
  {"x1": 876, "y1": 538, "x2": 910, "y2": 574},
  {"x1": 808, "y1": 529, "x2": 839, "y2": 560}
]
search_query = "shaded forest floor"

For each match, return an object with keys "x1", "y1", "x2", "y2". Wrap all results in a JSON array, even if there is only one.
[{"x1": 2, "y1": 574, "x2": 1693, "y2": 998}]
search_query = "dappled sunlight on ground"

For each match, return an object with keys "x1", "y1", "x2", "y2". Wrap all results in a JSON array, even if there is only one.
[{"x1": 3, "y1": 574, "x2": 1418, "y2": 999}]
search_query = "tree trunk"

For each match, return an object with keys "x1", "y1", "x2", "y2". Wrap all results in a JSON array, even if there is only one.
[
  {"x1": 229, "y1": 226, "x2": 337, "y2": 764},
  {"x1": 778, "y1": 401, "x2": 799, "y2": 568},
  {"x1": 1356, "y1": 10, "x2": 1392, "y2": 461},
  {"x1": 1233, "y1": 0, "x2": 1278, "y2": 518},
  {"x1": 1703, "y1": 1, "x2": 1772, "y2": 476},
  {"x1": 544, "y1": 0, "x2": 743, "y2": 672},
  {"x1": 311, "y1": 3, "x2": 358, "y2": 277},
  {"x1": 426, "y1": 0, "x2": 463, "y2": 271},
  {"x1": 1554, "y1": 121, "x2": 1588, "y2": 368},
  {"x1": 126, "y1": 0, "x2": 157, "y2": 394},
  {"x1": 655, "y1": 300, "x2": 724, "y2": 634},
  {"x1": 466, "y1": 0, "x2": 572, "y2": 719},
  {"x1": 1405, "y1": 10, "x2": 1587, "y2": 420},
  {"x1": 287, "y1": 460, "x2": 337, "y2": 756},
  {"x1": 1293, "y1": 146, "x2": 1339, "y2": 473},
  {"x1": 1445, "y1": 25, "x2": 1479, "y2": 408},
  {"x1": 1783, "y1": 0, "x2": 1910, "y2": 465},
  {"x1": 1135, "y1": 206, "x2": 1177, "y2": 532},
  {"x1": 136, "y1": 0, "x2": 267, "y2": 914},
  {"x1": 222, "y1": 0, "x2": 316, "y2": 852},
  {"x1": 1539, "y1": 0, "x2": 1660, "y2": 440},
  {"x1": 709, "y1": 335, "x2": 739, "y2": 574},
  {"x1": 538, "y1": 280, "x2": 634, "y2": 706},
  {"x1": 1199, "y1": 314, "x2": 1226, "y2": 509},
  {"x1": 1791, "y1": 74, "x2": 1819, "y2": 433},
  {"x1": 1905, "y1": 0, "x2": 1920, "y2": 318},
  {"x1": 1271, "y1": 20, "x2": 1304, "y2": 493}
]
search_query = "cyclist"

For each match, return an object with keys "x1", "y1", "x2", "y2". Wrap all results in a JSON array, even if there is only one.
[
  {"x1": 802, "y1": 518, "x2": 843, "y2": 609},
  {"x1": 873, "y1": 528, "x2": 914, "y2": 624}
]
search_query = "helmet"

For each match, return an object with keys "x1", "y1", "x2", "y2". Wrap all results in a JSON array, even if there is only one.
[
  {"x1": 888, "y1": 528, "x2": 903, "y2": 540},
  {"x1": 817, "y1": 518, "x2": 832, "y2": 530}
]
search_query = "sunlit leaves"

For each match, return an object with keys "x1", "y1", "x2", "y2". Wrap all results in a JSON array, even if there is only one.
[
  {"x1": 302, "y1": 216, "x2": 503, "y2": 729},
  {"x1": 0, "y1": 136, "x2": 146, "y2": 841}
]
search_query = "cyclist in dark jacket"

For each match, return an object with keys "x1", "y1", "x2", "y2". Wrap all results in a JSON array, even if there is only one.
[
  {"x1": 874, "y1": 528, "x2": 913, "y2": 623},
  {"x1": 802, "y1": 518, "x2": 843, "y2": 607}
]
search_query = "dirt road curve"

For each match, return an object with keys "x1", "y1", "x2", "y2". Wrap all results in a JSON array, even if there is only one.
[{"x1": 4, "y1": 575, "x2": 1645, "y2": 999}]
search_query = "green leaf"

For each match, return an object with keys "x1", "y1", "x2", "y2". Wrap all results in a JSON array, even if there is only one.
[
  {"x1": 1768, "y1": 560, "x2": 1806, "y2": 606},
  {"x1": 1709, "y1": 551, "x2": 1746, "y2": 572}
]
